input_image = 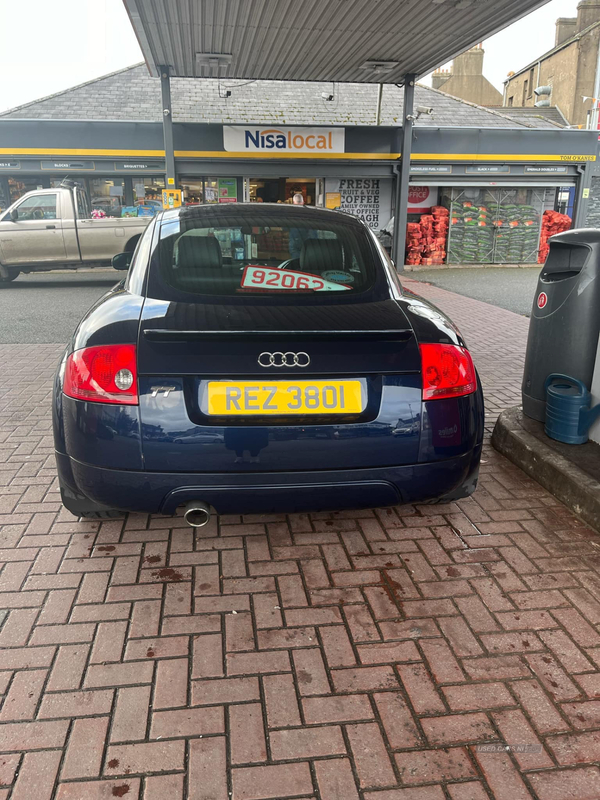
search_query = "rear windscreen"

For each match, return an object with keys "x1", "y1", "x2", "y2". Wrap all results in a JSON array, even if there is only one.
[{"x1": 156, "y1": 211, "x2": 376, "y2": 297}]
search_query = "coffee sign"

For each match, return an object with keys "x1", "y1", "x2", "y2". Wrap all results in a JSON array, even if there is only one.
[{"x1": 325, "y1": 178, "x2": 392, "y2": 231}]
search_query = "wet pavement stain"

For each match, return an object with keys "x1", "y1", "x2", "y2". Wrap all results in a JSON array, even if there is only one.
[{"x1": 151, "y1": 568, "x2": 184, "y2": 581}]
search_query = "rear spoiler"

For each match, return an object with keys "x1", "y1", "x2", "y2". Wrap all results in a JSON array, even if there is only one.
[{"x1": 143, "y1": 329, "x2": 412, "y2": 342}]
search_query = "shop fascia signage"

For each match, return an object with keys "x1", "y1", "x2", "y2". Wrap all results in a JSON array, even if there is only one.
[
  {"x1": 410, "y1": 165, "x2": 452, "y2": 174},
  {"x1": 114, "y1": 162, "x2": 165, "y2": 171},
  {"x1": 223, "y1": 125, "x2": 345, "y2": 153},
  {"x1": 524, "y1": 166, "x2": 568, "y2": 174},
  {"x1": 41, "y1": 160, "x2": 95, "y2": 170},
  {"x1": 465, "y1": 165, "x2": 511, "y2": 174}
]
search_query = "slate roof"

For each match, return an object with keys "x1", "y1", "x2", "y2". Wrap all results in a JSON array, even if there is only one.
[
  {"x1": 490, "y1": 106, "x2": 569, "y2": 129},
  {"x1": 0, "y1": 64, "x2": 533, "y2": 129}
]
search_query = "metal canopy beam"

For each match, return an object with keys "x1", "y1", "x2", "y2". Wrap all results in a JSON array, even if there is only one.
[
  {"x1": 393, "y1": 75, "x2": 415, "y2": 270},
  {"x1": 124, "y1": 0, "x2": 550, "y2": 82},
  {"x1": 159, "y1": 66, "x2": 176, "y2": 187}
]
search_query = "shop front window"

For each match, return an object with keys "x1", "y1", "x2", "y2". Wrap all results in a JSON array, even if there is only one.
[
  {"x1": 248, "y1": 178, "x2": 318, "y2": 205},
  {"x1": 89, "y1": 178, "x2": 124, "y2": 218},
  {"x1": 8, "y1": 177, "x2": 44, "y2": 205},
  {"x1": 133, "y1": 177, "x2": 165, "y2": 215},
  {"x1": 205, "y1": 178, "x2": 219, "y2": 203},
  {"x1": 180, "y1": 178, "x2": 238, "y2": 205},
  {"x1": 181, "y1": 180, "x2": 204, "y2": 204}
]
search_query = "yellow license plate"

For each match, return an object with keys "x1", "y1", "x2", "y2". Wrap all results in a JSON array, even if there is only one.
[{"x1": 207, "y1": 380, "x2": 364, "y2": 416}]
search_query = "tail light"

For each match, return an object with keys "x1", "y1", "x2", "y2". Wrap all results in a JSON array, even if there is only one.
[
  {"x1": 64, "y1": 344, "x2": 138, "y2": 405},
  {"x1": 420, "y1": 343, "x2": 476, "y2": 401}
]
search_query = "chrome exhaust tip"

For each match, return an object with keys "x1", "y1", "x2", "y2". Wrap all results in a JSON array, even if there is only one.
[{"x1": 183, "y1": 501, "x2": 211, "y2": 528}]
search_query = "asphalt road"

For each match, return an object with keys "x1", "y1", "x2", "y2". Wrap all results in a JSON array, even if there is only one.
[
  {"x1": 407, "y1": 266, "x2": 541, "y2": 317},
  {"x1": 0, "y1": 270, "x2": 119, "y2": 344}
]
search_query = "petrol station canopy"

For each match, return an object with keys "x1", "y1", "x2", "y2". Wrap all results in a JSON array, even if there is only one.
[{"x1": 124, "y1": 0, "x2": 551, "y2": 82}]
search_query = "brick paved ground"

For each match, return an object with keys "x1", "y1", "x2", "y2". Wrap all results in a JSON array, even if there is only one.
[{"x1": 1, "y1": 281, "x2": 599, "y2": 799}]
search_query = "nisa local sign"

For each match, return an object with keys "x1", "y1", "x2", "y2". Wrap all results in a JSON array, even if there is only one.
[{"x1": 223, "y1": 126, "x2": 345, "y2": 155}]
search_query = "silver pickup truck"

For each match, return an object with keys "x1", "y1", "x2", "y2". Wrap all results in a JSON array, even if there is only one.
[{"x1": 0, "y1": 183, "x2": 150, "y2": 283}]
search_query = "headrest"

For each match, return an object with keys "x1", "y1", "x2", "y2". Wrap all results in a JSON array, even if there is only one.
[
  {"x1": 299, "y1": 238, "x2": 344, "y2": 274},
  {"x1": 177, "y1": 235, "x2": 223, "y2": 271}
]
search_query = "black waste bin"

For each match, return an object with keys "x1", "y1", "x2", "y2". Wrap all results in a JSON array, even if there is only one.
[{"x1": 522, "y1": 229, "x2": 600, "y2": 422}]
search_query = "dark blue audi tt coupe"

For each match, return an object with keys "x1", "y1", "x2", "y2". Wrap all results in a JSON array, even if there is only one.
[{"x1": 53, "y1": 203, "x2": 484, "y2": 526}]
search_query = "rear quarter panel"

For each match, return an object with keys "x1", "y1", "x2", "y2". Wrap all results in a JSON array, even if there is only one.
[{"x1": 54, "y1": 283, "x2": 145, "y2": 469}]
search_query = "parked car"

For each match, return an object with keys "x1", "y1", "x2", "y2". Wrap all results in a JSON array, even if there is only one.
[
  {"x1": 0, "y1": 182, "x2": 150, "y2": 282},
  {"x1": 53, "y1": 203, "x2": 484, "y2": 524}
]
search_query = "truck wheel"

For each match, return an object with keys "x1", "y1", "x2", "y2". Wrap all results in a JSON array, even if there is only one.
[{"x1": 0, "y1": 268, "x2": 20, "y2": 284}]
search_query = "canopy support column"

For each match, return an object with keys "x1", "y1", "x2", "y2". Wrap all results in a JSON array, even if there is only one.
[
  {"x1": 392, "y1": 74, "x2": 416, "y2": 271},
  {"x1": 160, "y1": 66, "x2": 177, "y2": 187}
]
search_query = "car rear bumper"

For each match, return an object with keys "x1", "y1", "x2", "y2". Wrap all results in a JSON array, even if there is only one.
[{"x1": 56, "y1": 446, "x2": 482, "y2": 516}]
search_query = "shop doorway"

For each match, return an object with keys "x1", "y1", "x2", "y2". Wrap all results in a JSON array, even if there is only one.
[{"x1": 248, "y1": 178, "x2": 317, "y2": 205}]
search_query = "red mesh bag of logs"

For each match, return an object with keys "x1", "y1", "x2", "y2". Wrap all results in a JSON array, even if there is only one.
[
  {"x1": 538, "y1": 210, "x2": 571, "y2": 264},
  {"x1": 404, "y1": 208, "x2": 449, "y2": 266},
  {"x1": 406, "y1": 222, "x2": 423, "y2": 265}
]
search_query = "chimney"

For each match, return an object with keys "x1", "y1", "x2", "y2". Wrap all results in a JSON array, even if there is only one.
[
  {"x1": 577, "y1": 0, "x2": 600, "y2": 32},
  {"x1": 452, "y1": 46, "x2": 484, "y2": 77},
  {"x1": 555, "y1": 17, "x2": 577, "y2": 44},
  {"x1": 432, "y1": 67, "x2": 451, "y2": 90}
]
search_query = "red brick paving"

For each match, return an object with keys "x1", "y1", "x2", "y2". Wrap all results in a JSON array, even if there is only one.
[{"x1": 0, "y1": 281, "x2": 599, "y2": 798}]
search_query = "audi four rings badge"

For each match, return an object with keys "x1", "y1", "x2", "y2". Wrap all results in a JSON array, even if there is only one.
[{"x1": 258, "y1": 352, "x2": 310, "y2": 368}]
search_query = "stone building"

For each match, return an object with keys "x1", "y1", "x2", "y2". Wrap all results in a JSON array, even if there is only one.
[
  {"x1": 503, "y1": 0, "x2": 600, "y2": 127},
  {"x1": 432, "y1": 46, "x2": 503, "y2": 107}
]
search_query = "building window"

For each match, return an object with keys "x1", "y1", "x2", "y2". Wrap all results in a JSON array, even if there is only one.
[
  {"x1": 523, "y1": 81, "x2": 528, "y2": 104},
  {"x1": 528, "y1": 68, "x2": 535, "y2": 98},
  {"x1": 508, "y1": 95, "x2": 514, "y2": 107},
  {"x1": 89, "y1": 178, "x2": 124, "y2": 217},
  {"x1": 132, "y1": 178, "x2": 165, "y2": 205},
  {"x1": 180, "y1": 178, "x2": 238, "y2": 205}
]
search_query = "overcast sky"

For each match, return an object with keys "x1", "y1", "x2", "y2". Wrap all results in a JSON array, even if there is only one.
[{"x1": 0, "y1": 0, "x2": 584, "y2": 113}]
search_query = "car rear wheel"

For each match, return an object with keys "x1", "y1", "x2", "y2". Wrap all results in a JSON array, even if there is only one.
[
  {"x1": 0, "y1": 268, "x2": 20, "y2": 284},
  {"x1": 60, "y1": 484, "x2": 123, "y2": 519}
]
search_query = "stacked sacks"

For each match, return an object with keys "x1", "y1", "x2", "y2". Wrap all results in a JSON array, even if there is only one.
[
  {"x1": 493, "y1": 204, "x2": 540, "y2": 263},
  {"x1": 405, "y1": 208, "x2": 450, "y2": 266},
  {"x1": 419, "y1": 215, "x2": 435, "y2": 265},
  {"x1": 425, "y1": 206, "x2": 449, "y2": 265},
  {"x1": 538, "y1": 210, "x2": 572, "y2": 263},
  {"x1": 449, "y1": 201, "x2": 493, "y2": 263},
  {"x1": 406, "y1": 222, "x2": 424, "y2": 266}
]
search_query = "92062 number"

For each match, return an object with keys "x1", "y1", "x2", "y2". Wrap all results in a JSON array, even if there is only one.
[{"x1": 240, "y1": 265, "x2": 350, "y2": 292}]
